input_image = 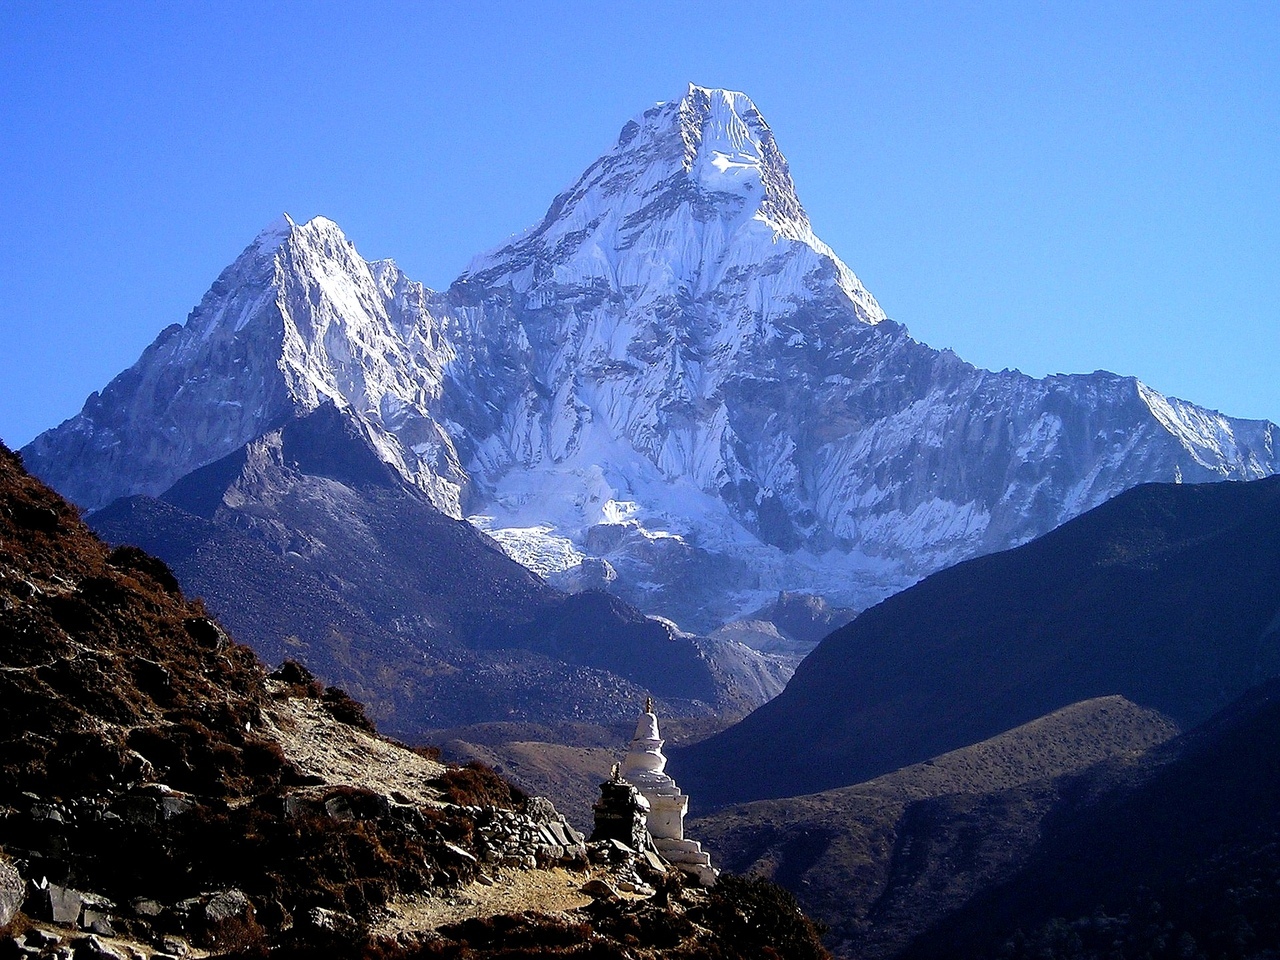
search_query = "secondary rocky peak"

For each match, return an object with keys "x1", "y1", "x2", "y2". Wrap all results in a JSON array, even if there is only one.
[{"x1": 23, "y1": 212, "x2": 468, "y2": 515}]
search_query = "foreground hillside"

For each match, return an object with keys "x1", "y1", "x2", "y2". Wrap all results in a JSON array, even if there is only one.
[
  {"x1": 0, "y1": 442, "x2": 829, "y2": 959},
  {"x1": 679, "y1": 475, "x2": 1280, "y2": 807}
]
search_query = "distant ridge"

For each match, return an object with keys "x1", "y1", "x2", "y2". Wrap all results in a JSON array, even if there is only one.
[{"x1": 677, "y1": 473, "x2": 1280, "y2": 807}]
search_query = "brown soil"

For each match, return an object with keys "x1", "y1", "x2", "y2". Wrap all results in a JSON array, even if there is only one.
[{"x1": 375, "y1": 866, "x2": 621, "y2": 934}]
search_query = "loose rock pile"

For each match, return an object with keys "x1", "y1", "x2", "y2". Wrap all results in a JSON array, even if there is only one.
[{"x1": 470, "y1": 797, "x2": 588, "y2": 870}]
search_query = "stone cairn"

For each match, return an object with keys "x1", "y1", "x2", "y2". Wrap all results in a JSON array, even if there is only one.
[{"x1": 591, "y1": 701, "x2": 717, "y2": 886}]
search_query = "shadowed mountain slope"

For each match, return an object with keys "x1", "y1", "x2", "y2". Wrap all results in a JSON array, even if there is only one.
[
  {"x1": 88, "y1": 404, "x2": 782, "y2": 737},
  {"x1": 677, "y1": 475, "x2": 1280, "y2": 808},
  {"x1": 902, "y1": 677, "x2": 1280, "y2": 960},
  {"x1": 692, "y1": 696, "x2": 1180, "y2": 959}
]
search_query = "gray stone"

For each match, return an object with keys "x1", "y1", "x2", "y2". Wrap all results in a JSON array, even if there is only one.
[
  {"x1": 305, "y1": 908, "x2": 355, "y2": 937},
  {"x1": 129, "y1": 899, "x2": 163, "y2": 919},
  {"x1": 82, "y1": 910, "x2": 113, "y2": 937},
  {"x1": 580, "y1": 879, "x2": 619, "y2": 900},
  {"x1": 441, "y1": 842, "x2": 476, "y2": 864},
  {"x1": 196, "y1": 889, "x2": 255, "y2": 948},
  {"x1": 71, "y1": 936, "x2": 123, "y2": 960},
  {"x1": 323, "y1": 796, "x2": 355, "y2": 821},
  {"x1": 525, "y1": 797, "x2": 557, "y2": 824},
  {"x1": 642, "y1": 849, "x2": 667, "y2": 873},
  {"x1": 202, "y1": 889, "x2": 251, "y2": 926},
  {"x1": 31, "y1": 882, "x2": 86, "y2": 926},
  {"x1": 159, "y1": 936, "x2": 189, "y2": 958},
  {"x1": 159, "y1": 794, "x2": 193, "y2": 820},
  {"x1": 0, "y1": 855, "x2": 22, "y2": 929}
]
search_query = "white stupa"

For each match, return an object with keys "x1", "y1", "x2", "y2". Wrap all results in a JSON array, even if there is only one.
[{"x1": 621, "y1": 700, "x2": 717, "y2": 885}]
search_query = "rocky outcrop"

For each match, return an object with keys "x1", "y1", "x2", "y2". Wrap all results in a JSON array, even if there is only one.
[{"x1": 0, "y1": 854, "x2": 21, "y2": 930}]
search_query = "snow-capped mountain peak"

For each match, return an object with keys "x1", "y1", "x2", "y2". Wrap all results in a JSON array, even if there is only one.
[
  {"x1": 22, "y1": 87, "x2": 1280, "y2": 634},
  {"x1": 250, "y1": 211, "x2": 297, "y2": 254},
  {"x1": 675, "y1": 84, "x2": 807, "y2": 234},
  {"x1": 458, "y1": 84, "x2": 884, "y2": 326}
]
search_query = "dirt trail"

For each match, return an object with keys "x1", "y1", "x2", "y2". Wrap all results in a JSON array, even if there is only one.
[
  {"x1": 376, "y1": 867, "x2": 607, "y2": 933},
  {"x1": 264, "y1": 683, "x2": 446, "y2": 806}
]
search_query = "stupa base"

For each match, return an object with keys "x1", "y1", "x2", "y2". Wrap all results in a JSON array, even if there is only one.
[{"x1": 655, "y1": 837, "x2": 718, "y2": 886}]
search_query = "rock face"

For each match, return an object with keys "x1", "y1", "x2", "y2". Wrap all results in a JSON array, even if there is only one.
[
  {"x1": 619, "y1": 709, "x2": 717, "y2": 885},
  {"x1": 0, "y1": 853, "x2": 21, "y2": 929},
  {"x1": 21, "y1": 84, "x2": 1280, "y2": 631}
]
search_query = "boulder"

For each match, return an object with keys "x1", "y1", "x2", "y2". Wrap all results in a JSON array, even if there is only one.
[
  {"x1": 203, "y1": 893, "x2": 256, "y2": 948},
  {"x1": 580, "y1": 879, "x2": 620, "y2": 900},
  {"x1": 0, "y1": 855, "x2": 22, "y2": 929},
  {"x1": 29, "y1": 881, "x2": 86, "y2": 926},
  {"x1": 70, "y1": 936, "x2": 123, "y2": 960},
  {"x1": 525, "y1": 797, "x2": 558, "y2": 824}
]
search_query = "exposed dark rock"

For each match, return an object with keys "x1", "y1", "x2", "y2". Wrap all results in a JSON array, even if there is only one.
[{"x1": 591, "y1": 777, "x2": 651, "y2": 853}]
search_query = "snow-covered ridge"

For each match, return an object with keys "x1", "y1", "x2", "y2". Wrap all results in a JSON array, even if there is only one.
[
  {"x1": 24, "y1": 212, "x2": 467, "y2": 516},
  {"x1": 22, "y1": 84, "x2": 1280, "y2": 630}
]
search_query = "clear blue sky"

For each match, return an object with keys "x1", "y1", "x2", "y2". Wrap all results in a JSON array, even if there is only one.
[{"x1": 2, "y1": 1, "x2": 1277, "y2": 448}]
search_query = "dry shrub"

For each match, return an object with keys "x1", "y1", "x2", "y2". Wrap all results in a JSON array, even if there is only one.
[
  {"x1": 435, "y1": 762, "x2": 527, "y2": 809},
  {"x1": 270, "y1": 660, "x2": 326, "y2": 699},
  {"x1": 321, "y1": 686, "x2": 377, "y2": 733},
  {"x1": 107, "y1": 544, "x2": 183, "y2": 595}
]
